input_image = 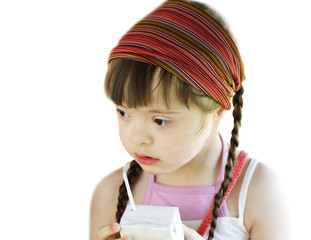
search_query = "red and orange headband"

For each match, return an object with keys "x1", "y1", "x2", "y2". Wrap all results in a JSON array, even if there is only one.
[{"x1": 109, "y1": 0, "x2": 244, "y2": 109}]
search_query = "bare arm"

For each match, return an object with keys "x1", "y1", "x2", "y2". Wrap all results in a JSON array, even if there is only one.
[
  {"x1": 247, "y1": 163, "x2": 292, "y2": 240},
  {"x1": 90, "y1": 168, "x2": 123, "y2": 240}
]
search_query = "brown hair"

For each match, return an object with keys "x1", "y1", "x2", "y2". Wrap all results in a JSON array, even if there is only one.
[
  {"x1": 105, "y1": 58, "x2": 220, "y2": 113},
  {"x1": 105, "y1": 1, "x2": 244, "y2": 239}
]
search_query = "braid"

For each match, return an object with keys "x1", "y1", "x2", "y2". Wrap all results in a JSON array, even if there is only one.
[
  {"x1": 207, "y1": 85, "x2": 244, "y2": 239},
  {"x1": 116, "y1": 160, "x2": 143, "y2": 223}
]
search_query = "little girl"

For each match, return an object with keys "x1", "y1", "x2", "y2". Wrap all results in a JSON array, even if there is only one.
[{"x1": 90, "y1": 0, "x2": 291, "y2": 239}]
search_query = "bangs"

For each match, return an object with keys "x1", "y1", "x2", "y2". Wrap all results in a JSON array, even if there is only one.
[
  {"x1": 105, "y1": 59, "x2": 178, "y2": 108},
  {"x1": 105, "y1": 58, "x2": 220, "y2": 112}
]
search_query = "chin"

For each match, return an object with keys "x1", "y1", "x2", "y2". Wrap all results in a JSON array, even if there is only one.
[{"x1": 139, "y1": 163, "x2": 178, "y2": 176}]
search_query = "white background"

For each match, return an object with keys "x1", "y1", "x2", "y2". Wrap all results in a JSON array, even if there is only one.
[{"x1": 0, "y1": 0, "x2": 310, "y2": 239}]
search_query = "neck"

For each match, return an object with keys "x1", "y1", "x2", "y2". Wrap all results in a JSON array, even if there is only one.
[{"x1": 156, "y1": 133, "x2": 223, "y2": 187}]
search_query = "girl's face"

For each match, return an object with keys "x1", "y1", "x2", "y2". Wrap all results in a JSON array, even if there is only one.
[{"x1": 116, "y1": 74, "x2": 222, "y2": 176}]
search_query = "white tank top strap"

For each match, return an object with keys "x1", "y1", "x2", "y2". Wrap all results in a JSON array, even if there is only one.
[{"x1": 238, "y1": 158, "x2": 259, "y2": 221}]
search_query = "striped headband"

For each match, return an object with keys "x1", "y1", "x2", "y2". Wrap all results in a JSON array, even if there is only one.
[{"x1": 108, "y1": 0, "x2": 244, "y2": 109}]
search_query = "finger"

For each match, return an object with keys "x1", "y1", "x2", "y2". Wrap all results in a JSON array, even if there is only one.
[
  {"x1": 97, "y1": 223, "x2": 120, "y2": 240},
  {"x1": 114, "y1": 235, "x2": 132, "y2": 240}
]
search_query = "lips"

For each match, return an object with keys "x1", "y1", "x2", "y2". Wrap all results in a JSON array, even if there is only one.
[{"x1": 135, "y1": 153, "x2": 160, "y2": 166}]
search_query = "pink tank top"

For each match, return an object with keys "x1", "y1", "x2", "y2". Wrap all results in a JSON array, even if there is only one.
[{"x1": 143, "y1": 135, "x2": 230, "y2": 221}]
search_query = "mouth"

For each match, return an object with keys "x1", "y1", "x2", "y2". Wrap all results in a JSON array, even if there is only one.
[{"x1": 135, "y1": 153, "x2": 160, "y2": 166}]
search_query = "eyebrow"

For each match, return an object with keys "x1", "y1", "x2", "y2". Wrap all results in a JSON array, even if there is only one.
[{"x1": 148, "y1": 109, "x2": 180, "y2": 114}]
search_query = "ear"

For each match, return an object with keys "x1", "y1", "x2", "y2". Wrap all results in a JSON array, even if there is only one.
[{"x1": 215, "y1": 107, "x2": 226, "y2": 121}]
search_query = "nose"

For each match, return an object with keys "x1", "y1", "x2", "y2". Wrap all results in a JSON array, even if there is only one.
[{"x1": 130, "y1": 121, "x2": 153, "y2": 146}]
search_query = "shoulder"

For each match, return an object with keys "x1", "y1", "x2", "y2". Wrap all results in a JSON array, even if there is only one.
[
  {"x1": 245, "y1": 161, "x2": 292, "y2": 239},
  {"x1": 89, "y1": 167, "x2": 123, "y2": 239}
]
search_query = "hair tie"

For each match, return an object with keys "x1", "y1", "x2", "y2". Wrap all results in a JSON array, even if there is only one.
[{"x1": 108, "y1": 0, "x2": 244, "y2": 109}]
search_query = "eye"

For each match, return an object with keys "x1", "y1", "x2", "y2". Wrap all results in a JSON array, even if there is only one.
[
  {"x1": 116, "y1": 108, "x2": 129, "y2": 118},
  {"x1": 154, "y1": 118, "x2": 170, "y2": 126}
]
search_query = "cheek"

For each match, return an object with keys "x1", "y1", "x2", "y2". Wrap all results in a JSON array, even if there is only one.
[
  {"x1": 118, "y1": 125, "x2": 130, "y2": 150},
  {"x1": 158, "y1": 134, "x2": 199, "y2": 162}
]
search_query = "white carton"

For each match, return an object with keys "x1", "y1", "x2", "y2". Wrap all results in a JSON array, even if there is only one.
[
  {"x1": 120, "y1": 204, "x2": 184, "y2": 240},
  {"x1": 119, "y1": 162, "x2": 184, "y2": 240}
]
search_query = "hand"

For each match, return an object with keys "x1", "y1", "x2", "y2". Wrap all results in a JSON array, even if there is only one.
[
  {"x1": 183, "y1": 225, "x2": 205, "y2": 240},
  {"x1": 97, "y1": 223, "x2": 131, "y2": 240}
]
